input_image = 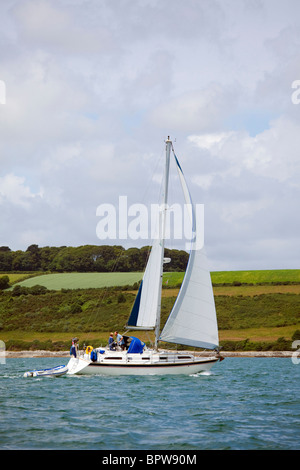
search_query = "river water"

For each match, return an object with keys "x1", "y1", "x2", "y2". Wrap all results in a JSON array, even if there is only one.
[{"x1": 0, "y1": 357, "x2": 299, "y2": 451}]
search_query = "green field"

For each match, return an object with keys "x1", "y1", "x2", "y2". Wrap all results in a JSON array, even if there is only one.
[
  {"x1": 6, "y1": 269, "x2": 300, "y2": 291},
  {"x1": 211, "y1": 269, "x2": 300, "y2": 285},
  {"x1": 9, "y1": 272, "x2": 143, "y2": 290},
  {"x1": 3, "y1": 272, "x2": 42, "y2": 284}
]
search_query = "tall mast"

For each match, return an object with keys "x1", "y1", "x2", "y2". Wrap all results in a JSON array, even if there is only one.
[{"x1": 154, "y1": 137, "x2": 172, "y2": 349}]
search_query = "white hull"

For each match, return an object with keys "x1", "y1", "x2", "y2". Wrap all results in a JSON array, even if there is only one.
[{"x1": 67, "y1": 349, "x2": 219, "y2": 376}]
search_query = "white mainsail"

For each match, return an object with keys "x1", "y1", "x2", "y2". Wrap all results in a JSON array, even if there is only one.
[
  {"x1": 159, "y1": 244, "x2": 219, "y2": 349},
  {"x1": 159, "y1": 152, "x2": 219, "y2": 350}
]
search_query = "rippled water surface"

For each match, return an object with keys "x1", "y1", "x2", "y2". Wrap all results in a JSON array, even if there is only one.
[{"x1": 0, "y1": 357, "x2": 299, "y2": 450}]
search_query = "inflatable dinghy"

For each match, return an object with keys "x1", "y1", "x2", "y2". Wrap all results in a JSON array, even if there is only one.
[{"x1": 24, "y1": 364, "x2": 68, "y2": 377}]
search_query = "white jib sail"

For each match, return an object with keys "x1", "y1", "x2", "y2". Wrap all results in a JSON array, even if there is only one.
[
  {"x1": 160, "y1": 154, "x2": 219, "y2": 350},
  {"x1": 133, "y1": 237, "x2": 162, "y2": 329}
]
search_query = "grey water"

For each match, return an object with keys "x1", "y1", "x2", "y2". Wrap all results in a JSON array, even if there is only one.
[{"x1": 0, "y1": 357, "x2": 299, "y2": 450}]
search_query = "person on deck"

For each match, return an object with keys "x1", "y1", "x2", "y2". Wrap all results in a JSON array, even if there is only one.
[
  {"x1": 70, "y1": 337, "x2": 79, "y2": 358},
  {"x1": 114, "y1": 331, "x2": 123, "y2": 349},
  {"x1": 108, "y1": 333, "x2": 116, "y2": 350}
]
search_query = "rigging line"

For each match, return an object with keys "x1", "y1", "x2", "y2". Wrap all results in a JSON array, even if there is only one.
[
  {"x1": 136, "y1": 144, "x2": 166, "y2": 268},
  {"x1": 78, "y1": 249, "x2": 141, "y2": 348},
  {"x1": 87, "y1": 163, "x2": 164, "y2": 342},
  {"x1": 80, "y1": 146, "x2": 166, "y2": 347},
  {"x1": 139, "y1": 144, "x2": 164, "y2": 206}
]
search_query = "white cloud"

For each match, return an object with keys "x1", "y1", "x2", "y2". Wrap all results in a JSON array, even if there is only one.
[
  {"x1": 189, "y1": 132, "x2": 235, "y2": 151},
  {"x1": 0, "y1": 173, "x2": 41, "y2": 208},
  {"x1": 186, "y1": 113, "x2": 300, "y2": 269},
  {"x1": 12, "y1": 0, "x2": 113, "y2": 54},
  {"x1": 149, "y1": 84, "x2": 237, "y2": 133},
  {"x1": 189, "y1": 116, "x2": 300, "y2": 185}
]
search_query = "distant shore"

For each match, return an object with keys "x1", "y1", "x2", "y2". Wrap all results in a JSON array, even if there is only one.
[{"x1": 2, "y1": 350, "x2": 294, "y2": 358}]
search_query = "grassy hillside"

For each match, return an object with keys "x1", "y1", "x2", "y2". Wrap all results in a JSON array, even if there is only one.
[
  {"x1": 0, "y1": 287, "x2": 299, "y2": 352},
  {"x1": 1, "y1": 269, "x2": 299, "y2": 352}
]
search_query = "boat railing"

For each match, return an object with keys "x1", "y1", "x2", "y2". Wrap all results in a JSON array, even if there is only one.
[{"x1": 80, "y1": 348, "x2": 198, "y2": 364}]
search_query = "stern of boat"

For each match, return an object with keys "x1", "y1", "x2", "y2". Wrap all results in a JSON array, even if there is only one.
[{"x1": 66, "y1": 356, "x2": 91, "y2": 375}]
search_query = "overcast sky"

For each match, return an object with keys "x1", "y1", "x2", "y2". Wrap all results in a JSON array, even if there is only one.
[{"x1": 0, "y1": 0, "x2": 300, "y2": 271}]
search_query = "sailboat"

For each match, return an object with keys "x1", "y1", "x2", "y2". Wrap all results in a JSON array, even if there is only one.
[{"x1": 66, "y1": 137, "x2": 222, "y2": 376}]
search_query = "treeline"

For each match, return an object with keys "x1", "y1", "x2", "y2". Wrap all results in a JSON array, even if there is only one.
[{"x1": 0, "y1": 244, "x2": 188, "y2": 273}]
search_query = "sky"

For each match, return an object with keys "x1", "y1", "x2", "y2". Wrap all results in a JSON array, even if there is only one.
[{"x1": 0, "y1": 0, "x2": 300, "y2": 271}]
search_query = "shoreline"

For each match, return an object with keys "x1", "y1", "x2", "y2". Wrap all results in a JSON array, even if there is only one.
[{"x1": 2, "y1": 350, "x2": 294, "y2": 358}]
